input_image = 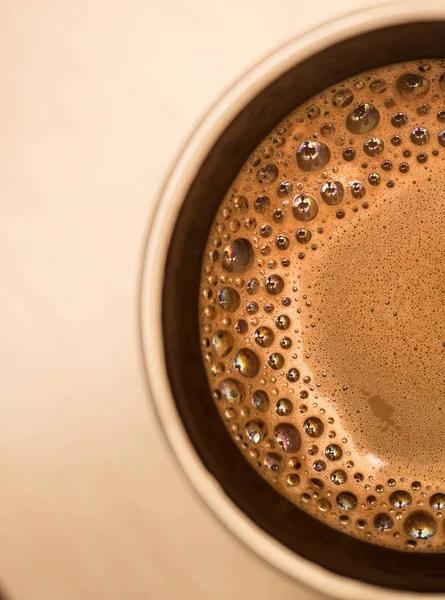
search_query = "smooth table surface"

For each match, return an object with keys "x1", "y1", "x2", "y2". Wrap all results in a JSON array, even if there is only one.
[{"x1": 0, "y1": 0, "x2": 384, "y2": 598}]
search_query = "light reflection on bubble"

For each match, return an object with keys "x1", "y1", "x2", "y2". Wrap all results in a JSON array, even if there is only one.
[
  {"x1": 264, "y1": 452, "x2": 282, "y2": 471},
  {"x1": 268, "y1": 353, "x2": 284, "y2": 370},
  {"x1": 277, "y1": 180, "x2": 293, "y2": 197},
  {"x1": 363, "y1": 137, "x2": 384, "y2": 157},
  {"x1": 275, "y1": 398, "x2": 293, "y2": 416},
  {"x1": 252, "y1": 389, "x2": 269, "y2": 412},
  {"x1": 292, "y1": 194, "x2": 318, "y2": 222},
  {"x1": 274, "y1": 423, "x2": 301, "y2": 453},
  {"x1": 265, "y1": 274, "x2": 284, "y2": 295},
  {"x1": 410, "y1": 127, "x2": 430, "y2": 146},
  {"x1": 254, "y1": 326, "x2": 274, "y2": 348},
  {"x1": 397, "y1": 73, "x2": 430, "y2": 98},
  {"x1": 430, "y1": 493, "x2": 445, "y2": 510},
  {"x1": 296, "y1": 140, "x2": 330, "y2": 172},
  {"x1": 403, "y1": 511, "x2": 437, "y2": 540},
  {"x1": 254, "y1": 195, "x2": 270, "y2": 214},
  {"x1": 219, "y1": 378, "x2": 245, "y2": 404},
  {"x1": 351, "y1": 182, "x2": 366, "y2": 199},
  {"x1": 222, "y1": 238, "x2": 254, "y2": 273},
  {"x1": 275, "y1": 314, "x2": 290, "y2": 330},
  {"x1": 286, "y1": 473, "x2": 301, "y2": 487},
  {"x1": 390, "y1": 490, "x2": 412, "y2": 508},
  {"x1": 332, "y1": 89, "x2": 353, "y2": 108},
  {"x1": 325, "y1": 444, "x2": 342, "y2": 461},
  {"x1": 313, "y1": 460, "x2": 326, "y2": 472},
  {"x1": 246, "y1": 278, "x2": 260, "y2": 295},
  {"x1": 276, "y1": 235, "x2": 290, "y2": 250},
  {"x1": 212, "y1": 330, "x2": 233, "y2": 357},
  {"x1": 256, "y1": 163, "x2": 278, "y2": 184},
  {"x1": 336, "y1": 491, "x2": 357, "y2": 510},
  {"x1": 346, "y1": 103, "x2": 380, "y2": 134},
  {"x1": 320, "y1": 181, "x2": 344, "y2": 205},
  {"x1": 374, "y1": 513, "x2": 394, "y2": 531},
  {"x1": 317, "y1": 498, "x2": 332, "y2": 512},
  {"x1": 246, "y1": 419, "x2": 267, "y2": 443},
  {"x1": 286, "y1": 368, "x2": 300, "y2": 382},
  {"x1": 233, "y1": 196, "x2": 248, "y2": 212},
  {"x1": 331, "y1": 469, "x2": 347, "y2": 485},
  {"x1": 391, "y1": 112, "x2": 408, "y2": 128},
  {"x1": 234, "y1": 348, "x2": 260, "y2": 378},
  {"x1": 218, "y1": 287, "x2": 240, "y2": 312},
  {"x1": 303, "y1": 416, "x2": 324, "y2": 437},
  {"x1": 370, "y1": 79, "x2": 387, "y2": 94}
]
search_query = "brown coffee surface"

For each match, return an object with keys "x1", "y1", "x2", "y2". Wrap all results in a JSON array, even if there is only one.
[{"x1": 199, "y1": 60, "x2": 445, "y2": 551}]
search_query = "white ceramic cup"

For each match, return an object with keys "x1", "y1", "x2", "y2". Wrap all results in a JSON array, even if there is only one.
[{"x1": 141, "y1": 3, "x2": 445, "y2": 597}]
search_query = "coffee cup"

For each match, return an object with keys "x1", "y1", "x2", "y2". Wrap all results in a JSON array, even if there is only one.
[{"x1": 141, "y1": 3, "x2": 445, "y2": 597}]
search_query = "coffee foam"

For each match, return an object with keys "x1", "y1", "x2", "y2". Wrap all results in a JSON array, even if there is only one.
[{"x1": 199, "y1": 60, "x2": 445, "y2": 551}]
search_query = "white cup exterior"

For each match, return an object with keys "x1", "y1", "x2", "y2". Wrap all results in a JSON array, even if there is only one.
[{"x1": 141, "y1": 3, "x2": 445, "y2": 598}]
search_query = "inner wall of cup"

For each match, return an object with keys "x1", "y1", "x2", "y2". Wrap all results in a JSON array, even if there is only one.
[{"x1": 162, "y1": 21, "x2": 445, "y2": 592}]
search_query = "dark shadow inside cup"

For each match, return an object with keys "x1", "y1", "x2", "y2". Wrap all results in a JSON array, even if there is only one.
[{"x1": 162, "y1": 21, "x2": 445, "y2": 592}]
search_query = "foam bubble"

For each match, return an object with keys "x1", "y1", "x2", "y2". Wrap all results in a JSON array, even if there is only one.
[
  {"x1": 292, "y1": 194, "x2": 319, "y2": 221},
  {"x1": 222, "y1": 238, "x2": 254, "y2": 273},
  {"x1": 234, "y1": 348, "x2": 260, "y2": 378},
  {"x1": 346, "y1": 103, "x2": 380, "y2": 133},
  {"x1": 296, "y1": 141, "x2": 330, "y2": 172},
  {"x1": 274, "y1": 423, "x2": 301, "y2": 453}
]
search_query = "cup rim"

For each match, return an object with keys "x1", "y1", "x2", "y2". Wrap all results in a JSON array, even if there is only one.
[{"x1": 140, "y1": 3, "x2": 445, "y2": 598}]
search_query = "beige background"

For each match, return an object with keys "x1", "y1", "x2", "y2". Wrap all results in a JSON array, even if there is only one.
[{"x1": 0, "y1": 0, "x2": 385, "y2": 598}]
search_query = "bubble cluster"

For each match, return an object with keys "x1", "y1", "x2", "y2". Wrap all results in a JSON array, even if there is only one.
[{"x1": 200, "y1": 59, "x2": 445, "y2": 553}]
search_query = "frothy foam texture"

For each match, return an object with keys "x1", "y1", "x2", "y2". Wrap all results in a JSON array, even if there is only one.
[{"x1": 199, "y1": 60, "x2": 445, "y2": 551}]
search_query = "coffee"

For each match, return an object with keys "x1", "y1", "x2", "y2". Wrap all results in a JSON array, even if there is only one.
[{"x1": 199, "y1": 59, "x2": 445, "y2": 552}]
